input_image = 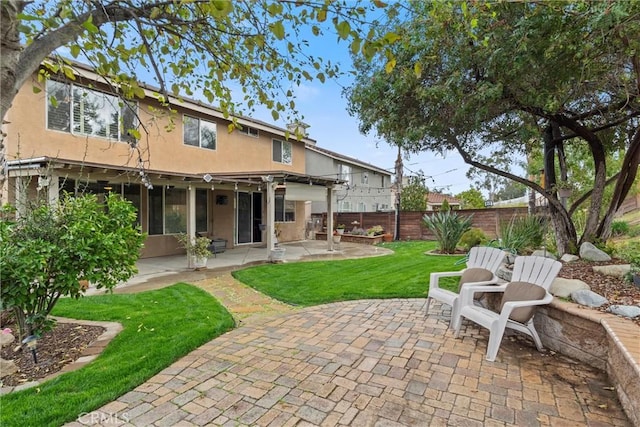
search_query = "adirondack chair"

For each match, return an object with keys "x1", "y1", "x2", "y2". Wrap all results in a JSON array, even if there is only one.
[
  {"x1": 425, "y1": 246, "x2": 506, "y2": 329},
  {"x1": 454, "y1": 255, "x2": 562, "y2": 362}
]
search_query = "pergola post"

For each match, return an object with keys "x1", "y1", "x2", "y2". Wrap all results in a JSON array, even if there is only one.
[{"x1": 326, "y1": 185, "x2": 334, "y2": 251}]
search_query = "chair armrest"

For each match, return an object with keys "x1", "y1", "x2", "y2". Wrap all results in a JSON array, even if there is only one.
[
  {"x1": 429, "y1": 271, "x2": 464, "y2": 289},
  {"x1": 498, "y1": 292, "x2": 554, "y2": 323},
  {"x1": 458, "y1": 282, "x2": 508, "y2": 306}
]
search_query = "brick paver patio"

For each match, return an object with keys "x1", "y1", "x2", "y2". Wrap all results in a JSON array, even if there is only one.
[{"x1": 67, "y1": 298, "x2": 630, "y2": 426}]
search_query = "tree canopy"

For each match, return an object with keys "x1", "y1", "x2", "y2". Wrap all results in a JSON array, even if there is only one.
[
  {"x1": 400, "y1": 175, "x2": 427, "y2": 211},
  {"x1": 0, "y1": 0, "x2": 393, "y2": 194},
  {"x1": 347, "y1": 1, "x2": 640, "y2": 254}
]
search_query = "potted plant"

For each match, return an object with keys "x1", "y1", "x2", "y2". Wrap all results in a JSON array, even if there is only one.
[
  {"x1": 366, "y1": 225, "x2": 384, "y2": 236},
  {"x1": 176, "y1": 233, "x2": 212, "y2": 270},
  {"x1": 335, "y1": 224, "x2": 346, "y2": 235},
  {"x1": 332, "y1": 229, "x2": 342, "y2": 243}
]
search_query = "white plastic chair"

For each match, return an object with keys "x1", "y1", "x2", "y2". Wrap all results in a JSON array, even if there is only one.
[
  {"x1": 425, "y1": 246, "x2": 506, "y2": 329},
  {"x1": 454, "y1": 255, "x2": 562, "y2": 361}
]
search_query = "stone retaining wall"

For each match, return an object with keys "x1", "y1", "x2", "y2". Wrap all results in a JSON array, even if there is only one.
[{"x1": 535, "y1": 301, "x2": 640, "y2": 426}]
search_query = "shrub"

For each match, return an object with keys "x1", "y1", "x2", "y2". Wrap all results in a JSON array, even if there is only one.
[
  {"x1": 367, "y1": 225, "x2": 384, "y2": 236},
  {"x1": 616, "y1": 241, "x2": 640, "y2": 266},
  {"x1": 611, "y1": 220, "x2": 630, "y2": 237},
  {"x1": 459, "y1": 228, "x2": 488, "y2": 251},
  {"x1": 422, "y1": 211, "x2": 472, "y2": 254},
  {"x1": 0, "y1": 194, "x2": 144, "y2": 337},
  {"x1": 498, "y1": 215, "x2": 546, "y2": 254}
]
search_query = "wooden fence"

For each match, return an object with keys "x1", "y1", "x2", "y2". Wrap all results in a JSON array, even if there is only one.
[{"x1": 316, "y1": 207, "x2": 532, "y2": 240}]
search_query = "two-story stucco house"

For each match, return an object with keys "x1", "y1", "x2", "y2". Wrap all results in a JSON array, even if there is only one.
[
  {"x1": 305, "y1": 145, "x2": 393, "y2": 214},
  {"x1": 2, "y1": 61, "x2": 344, "y2": 257}
]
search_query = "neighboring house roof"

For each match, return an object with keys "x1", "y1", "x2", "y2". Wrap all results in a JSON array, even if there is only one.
[
  {"x1": 427, "y1": 193, "x2": 460, "y2": 205},
  {"x1": 306, "y1": 144, "x2": 392, "y2": 176}
]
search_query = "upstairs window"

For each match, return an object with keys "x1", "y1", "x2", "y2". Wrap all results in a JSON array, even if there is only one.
[
  {"x1": 361, "y1": 172, "x2": 369, "y2": 185},
  {"x1": 339, "y1": 164, "x2": 352, "y2": 185},
  {"x1": 237, "y1": 125, "x2": 259, "y2": 137},
  {"x1": 184, "y1": 115, "x2": 216, "y2": 150},
  {"x1": 47, "y1": 80, "x2": 138, "y2": 143},
  {"x1": 272, "y1": 139, "x2": 292, "y2": 165}
]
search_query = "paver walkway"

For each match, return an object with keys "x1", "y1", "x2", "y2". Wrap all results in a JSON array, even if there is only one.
[{"x1": 67, "y1": 277, "x2": 630, "y2": 426}]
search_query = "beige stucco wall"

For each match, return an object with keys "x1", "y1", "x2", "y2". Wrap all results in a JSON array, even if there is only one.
[{"x1": 5, "y1": 78, "x2": 306, "y2": 176}]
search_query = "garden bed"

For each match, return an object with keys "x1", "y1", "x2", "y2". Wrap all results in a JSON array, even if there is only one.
[{"x1": 314, "y1": 232, "x2": 385, "y2": 245}]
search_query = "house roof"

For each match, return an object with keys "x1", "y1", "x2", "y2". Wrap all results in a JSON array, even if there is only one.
[
  {"x1": 306, "y1": 145, "x2": 391, "y2": 176},
  {"x1": 427, "y1": 193, "x2": 461, "y2": 205}
]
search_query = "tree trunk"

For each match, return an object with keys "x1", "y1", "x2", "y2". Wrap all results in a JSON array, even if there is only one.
[
  {"x1": 596, "y1": 126, "x2": 640, "y2": 239},
  {"x1": 0, "y1": 0, "x2": 23, "y2": 122}
]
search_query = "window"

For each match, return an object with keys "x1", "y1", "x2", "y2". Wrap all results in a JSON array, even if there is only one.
[
  {"x1": 275, "y1": 193, "x2": 295, "y2": 222},
  {"x1": 272, "y1": 139, "x2": 292, "y2": 165},
  {"x1": 46, "y1": 80, "x2": 137, "y2": 143},
  {"x1": 338, "y1": 201, "x2": 352, "y2": 212},
  {"x1": 358, "y1": 202, "x2": 366, "y2": 212},
  {"x1": 340, "y1": 164, "x2": 352, "y2": 185},
  {"x1": 237, "y1": 125, "x2": 259, "y2": 137},
  {"x1": 148, "y1": 186, "x2": 187, "y2": 235},
  {"x1": 361, "y1": 172, "x2": 369, "y2": 185},
  {"x1": 184, "y1": 115, "x2": 216, "y2": 150}
]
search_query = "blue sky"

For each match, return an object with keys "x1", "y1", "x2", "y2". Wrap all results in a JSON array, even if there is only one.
[
  {"x1": 237, "y1": 25, "x2": 474, "y2": 196},
  {"x1": 55, "y1": 11, "x2": 473, "y2": 195}
]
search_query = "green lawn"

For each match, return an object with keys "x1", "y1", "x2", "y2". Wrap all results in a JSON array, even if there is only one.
[
  {"x1": 0, "y1": 283, "x2": 235, "y2": 427},
  {"x1": 232, "y1": 240, "x2": 465, "y2": 306}
]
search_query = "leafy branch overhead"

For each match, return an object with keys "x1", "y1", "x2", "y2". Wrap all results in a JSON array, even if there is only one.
[
  {"x1": 1, "y1": 0, "x2": 394, "y2": 124},
  {"x1": 347, "y1": 1, "x2": 640, "y2": 255}
]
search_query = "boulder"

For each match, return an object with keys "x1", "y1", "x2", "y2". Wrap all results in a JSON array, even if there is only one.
[
  {"x1": 592, "y1": 264, "x2": 631, "y2": 278},
  {"x1": 496, "y1": 264, "x2": 512, "y2": 282},
  {"x1": 0, "y1": 332, "x2": 14, "y2": 346},
  {"x1": 0, "y1": 358, "x2": 17, "y2": 378},
  {"x1": 579, "y1": 242, "x2": 611, "y2": 262},
  {"x1": 531, "y1": 250, "x2": 557, "y2": 260},
  {"x1": 571, "y1": 289, "x2": 609, "y2": 308},
  {"x1": 608, "y1": 305, "x2": 640, "y2": 319},
  {"x1": 560, "y1": 254, "x2": 580, "y2": 263},
  {"x1": 550, "y1": 277, "x2": 590, "y2": 298}
]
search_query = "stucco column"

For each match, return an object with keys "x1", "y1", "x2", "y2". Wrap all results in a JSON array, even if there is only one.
[
  {"x1": 187, "y1": 185, "x2": 196, "y2": 268},
  {"x1": 266, "y1": 181, "x2": 275, "y2": 251},
  {"x1": 326, "y1": 185, "x2": 334, "y2": 251},
  {"x1": 47, "y1": 174, "x2": 59, "y2": 206},
  {"x1": 15, "y1": 176, "x2": 28, "y2": 219}
]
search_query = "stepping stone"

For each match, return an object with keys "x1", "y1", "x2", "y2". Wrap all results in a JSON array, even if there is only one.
[{"x1": 592, "y1": 264, "x2": 630, "y2": 278}]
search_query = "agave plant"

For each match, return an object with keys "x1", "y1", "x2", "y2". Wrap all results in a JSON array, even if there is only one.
[{"x1": 422, "y1": 211, "x2": 473, "y2": 254}]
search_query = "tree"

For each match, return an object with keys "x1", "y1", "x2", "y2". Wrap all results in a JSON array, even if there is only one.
[
  {"x1": 456, "y1": 189, "x2": 485, "y2": 209},
  {"x1": 0, "y1": 193, "x2": 144, "y2": 337},
  {"x1": 0, "y1": 0, "x2": 389, "y2": 194},
  {"x1": 400, "y1": 175, "x2": 427, "y2": 211},
  {"x1": 347, "y1": 1, "x2": 640, "y2": 254}
]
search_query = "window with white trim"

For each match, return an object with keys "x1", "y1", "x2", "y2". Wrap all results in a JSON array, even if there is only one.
[
  {"x1": 361, "y1": 172, "x2": 369, "y2": 185},
  {"x1": 272, "y1": 139, "x2": 292, "y2": 165},
  {"x1": 184, "y1": 115, "x2": 216, "y2": 150},
  {"x1": 46, "y1": 80, "x2": 138, "y2": 143},
  {"x1": 237, "y1": 125, "x2": 259, "y2": 137},
  {"x1": 339, "y1": 164, "x2": 352, "y2": 185},
  {"x1": 275, "y1": 193, "x2": 295, "y2": 222},
  {"x1": 358, "y1": 202, "x2": 366, "y2": 212},
  {"x1": 338, "y1": 201, "x2": 352, "y2": 212}
]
